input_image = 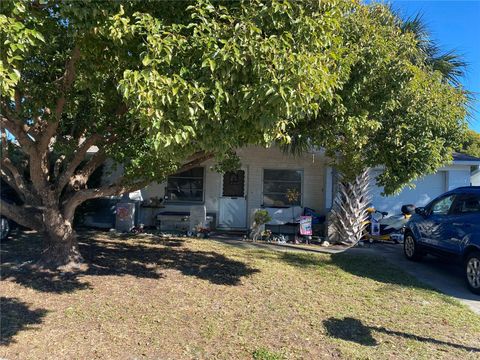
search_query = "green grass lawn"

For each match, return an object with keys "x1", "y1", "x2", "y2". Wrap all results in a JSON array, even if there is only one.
[{"x1": 1, "y1": 231, "x2": 479, "y2": 359}]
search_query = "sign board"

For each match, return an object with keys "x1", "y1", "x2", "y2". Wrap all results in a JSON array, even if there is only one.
[{"x1": 299, "y1": 216, "x2": 312, "y2": 236}]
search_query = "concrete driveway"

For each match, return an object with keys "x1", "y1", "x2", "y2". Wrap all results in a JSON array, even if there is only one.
[{"x1": 348, "y1": 243, "x2": 480, "y2": 315}]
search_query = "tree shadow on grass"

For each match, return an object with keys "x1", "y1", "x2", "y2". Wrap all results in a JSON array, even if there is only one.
[
  {"x1": 323, "y1": 317, "x2": 480, "y2": 352},
  {"x1": 278, "y1": 250, "x2": 433, "y2": 290},
  {"x1": 329, "y1": 252, "x2": 434, "y2": 290},
  {"x1": 1, "y1": 231, "x2": 259, "y2": 294},
  {"x1": 280, "y1": 251, "x2": 331, "y2": 269},
  {"x1": 275, "y1": 249, "x2": 465, "y2": 307},
  {"x1": 323, "y1": 317, "x2": 377, "y2": 346},
  {"x1": 0, "y1": 297, "x2": 48, "y2": 346}
]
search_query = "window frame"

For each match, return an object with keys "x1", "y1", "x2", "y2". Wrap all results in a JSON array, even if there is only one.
[
  {"x1": 262, "y1": 168, "x2": 304, "y2": 207},
  {"x1": 165, "y1": 166, "x2": 205, "y2": 204}
]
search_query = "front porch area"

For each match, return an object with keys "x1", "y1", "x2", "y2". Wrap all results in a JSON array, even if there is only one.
[{"x1": 83, "y1": 146, "x2": 330, "y2": 237}]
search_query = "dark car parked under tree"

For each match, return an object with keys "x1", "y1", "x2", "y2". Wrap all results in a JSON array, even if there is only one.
[{"x1": 1, "y1": 180, "x2": 22, "y2": 241}]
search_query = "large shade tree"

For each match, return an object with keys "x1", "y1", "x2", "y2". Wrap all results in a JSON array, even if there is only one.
[
  {"x1": 458, "y1": 129, "x2": 480, "y2": 158},
  {"x1": 0, "y1": 0, "x2": 468, "y2": 268},
  {"x1": 300, "y1": 7, "x2": 471, "y2": 244},
  {"x1": 283, "y1": 4, "x2": 467, "y2": 192}
]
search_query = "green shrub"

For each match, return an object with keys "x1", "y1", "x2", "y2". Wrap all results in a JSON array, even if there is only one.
[{"x1": 254, "y1": 210, "x2": 272, "y2": 225}]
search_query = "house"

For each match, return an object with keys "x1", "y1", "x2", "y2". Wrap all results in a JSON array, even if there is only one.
[
  {"x1": 88, "y1": 147, "x2": 480, "y2": 234},
  {"x1": 118, "y1": 146, "x2": 326, "y2": 232}
]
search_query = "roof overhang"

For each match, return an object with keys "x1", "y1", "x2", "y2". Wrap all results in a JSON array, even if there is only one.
[{"x1": 451, "y1": 160, "x2": 480, "y2": 166}]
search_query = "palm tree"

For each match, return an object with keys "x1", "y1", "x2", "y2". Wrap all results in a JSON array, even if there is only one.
[
  {"x1": 399, "y1": 13, "x2": 467, "y2": 87},
  {"x1": 400, "y1": 12, "x2": 476, "y2": 132},
  {"x1": 280, "y1": 9, "x2": 473, "y2": 246}
]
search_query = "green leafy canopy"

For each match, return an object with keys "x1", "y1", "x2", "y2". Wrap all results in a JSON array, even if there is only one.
[{"x1": 0, "y1": 0, "x2": 469, "y2": 194}]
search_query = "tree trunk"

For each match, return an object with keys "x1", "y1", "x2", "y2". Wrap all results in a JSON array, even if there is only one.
[
  {"x1": 329, "y1": 168, "x2": 372, "y2": 245},
  {"x1": 39, "y1": 209, "x2": 83, "y2": 270}
]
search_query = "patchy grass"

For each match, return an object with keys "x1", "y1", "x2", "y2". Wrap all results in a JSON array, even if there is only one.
[{"x1": 1, "y1": 231, "x2": 479, "y2": 359}]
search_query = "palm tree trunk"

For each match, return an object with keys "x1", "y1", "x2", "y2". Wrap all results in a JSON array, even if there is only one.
[{"x1": 329, "y1": 169, "x2": 371, "y2": 245}]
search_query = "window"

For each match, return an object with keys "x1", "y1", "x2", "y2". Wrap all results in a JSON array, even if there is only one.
[
  {"x1": 451, "y1": 194, "x2": 480, "y2": 214},
  {"x1": 166, "y1": 167, "x2": 204, "y2": 202},
  {"x1": 222, "y1": 170, "x2": 245, "y2": 197},
  {"x1": 263, "y1": 169, "x2": 302, "y2": 207},
  {"x1": 430, "y1": 195, "x2": 455, "y2": 215}
]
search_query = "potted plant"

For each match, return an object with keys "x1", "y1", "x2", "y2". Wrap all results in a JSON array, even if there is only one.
[{"x1": 250, "y1": 209, "x2": 272, "y2": 241}]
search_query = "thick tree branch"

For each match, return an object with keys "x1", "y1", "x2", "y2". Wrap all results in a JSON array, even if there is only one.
[
  {"x1": 0, "y1": 128, "x2": 32, "y2": 201},
  {"x1": 0, "y1": 113, "x2": 34, "y2": 153},
  {"x1": 14, "y1": 88, "x2": 22, "y2": 113},
  {"x1": 54, "y1": 155, "x2": 66, "y2": 178},
  {"x1": 0, "y1": 200, "x2": 44, "y2": 231},
  {"x1": 56, "y1": 134, "x2": 102, "y2": 192},
  {"x1": 79, "y1": 149, "x2": 106, "y2": 178},
  {"x1": 28, "y1": 148, "x2": 50, "y2": 195},
  {"x1": 1, "y1": 159, "x2": 29, "y2": 200},
  {"x1": 1, "y1": 126, "x2": 7, "y2": 153},
  {"x1": 25, "y1": 45, "x2": 82, "y2": 198},
  {"x1": 63, "y1": 179, "x2": 149, "y2": 222},
  {"x1": 59, "y1": 45, "x2": 81, "y2": 92},
  {"x1": 1, "y1": 105, "x2": 48, "y2": 195},
  {"x1": 38, "y1": 45, "x2": 81, "y2": 152},
  {"x1": 62, "y1": 151, "x2": 213, "y2": 222}
]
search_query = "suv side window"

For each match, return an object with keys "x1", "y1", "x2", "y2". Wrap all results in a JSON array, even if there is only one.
[
  {"x1": 430, "y1": 195, "x2": 455, "y2": 215},
  {"x1": 451, "y1": 194, "x2": 480, "y2": 214}
]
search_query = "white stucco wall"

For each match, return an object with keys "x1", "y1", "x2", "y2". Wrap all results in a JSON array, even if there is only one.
[{"x1": 237, "y1": 146, "x2": 326, "y2": 223}]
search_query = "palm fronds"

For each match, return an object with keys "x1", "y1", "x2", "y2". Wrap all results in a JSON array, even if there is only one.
[{"x1": 400, "y1": 13, "x2": 467, "y2": 87}]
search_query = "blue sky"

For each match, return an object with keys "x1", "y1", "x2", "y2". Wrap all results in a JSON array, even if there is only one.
[{"x1": 368, "y1": 0, "x2": 480, "y2": 132}]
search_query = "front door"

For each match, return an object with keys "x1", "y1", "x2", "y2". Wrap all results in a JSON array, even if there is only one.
[{"x1": 218, "y1": 169, "x2": 247, "y2": 229}]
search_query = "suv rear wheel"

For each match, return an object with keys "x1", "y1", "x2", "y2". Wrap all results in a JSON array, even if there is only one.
[
  {"x1": 404, "y1": 232, "x2": 424, "y2": 261},
  {"x1": 465, "y1": 251, "x2": 480, "y2": 295}
]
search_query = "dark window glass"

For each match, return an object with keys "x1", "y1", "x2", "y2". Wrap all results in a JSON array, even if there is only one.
[
  {"x1": 263, "y1": 169, "x2": 302, "y2": 206},
  {"x1": 264, "y1": 170, "x2": 302, "y2": 182},
  {"x1": 451, "y1": 194, "x2": 480, "y2": 214},
  {"x1": 222, "y1": 170, "x2": 245, "y2": 197},
  {"x1": 166, "y1": 167, "x2": 204, "y2": 202}
]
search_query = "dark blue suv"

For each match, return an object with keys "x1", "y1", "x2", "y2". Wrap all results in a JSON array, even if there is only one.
[{"x1": 403, "y1": 186, "x2": 480, "y2": 294}]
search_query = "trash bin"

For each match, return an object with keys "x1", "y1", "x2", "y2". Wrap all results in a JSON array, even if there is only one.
[{"x1": 116, "y1": 202, "x2": 136, "y2": 232}]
